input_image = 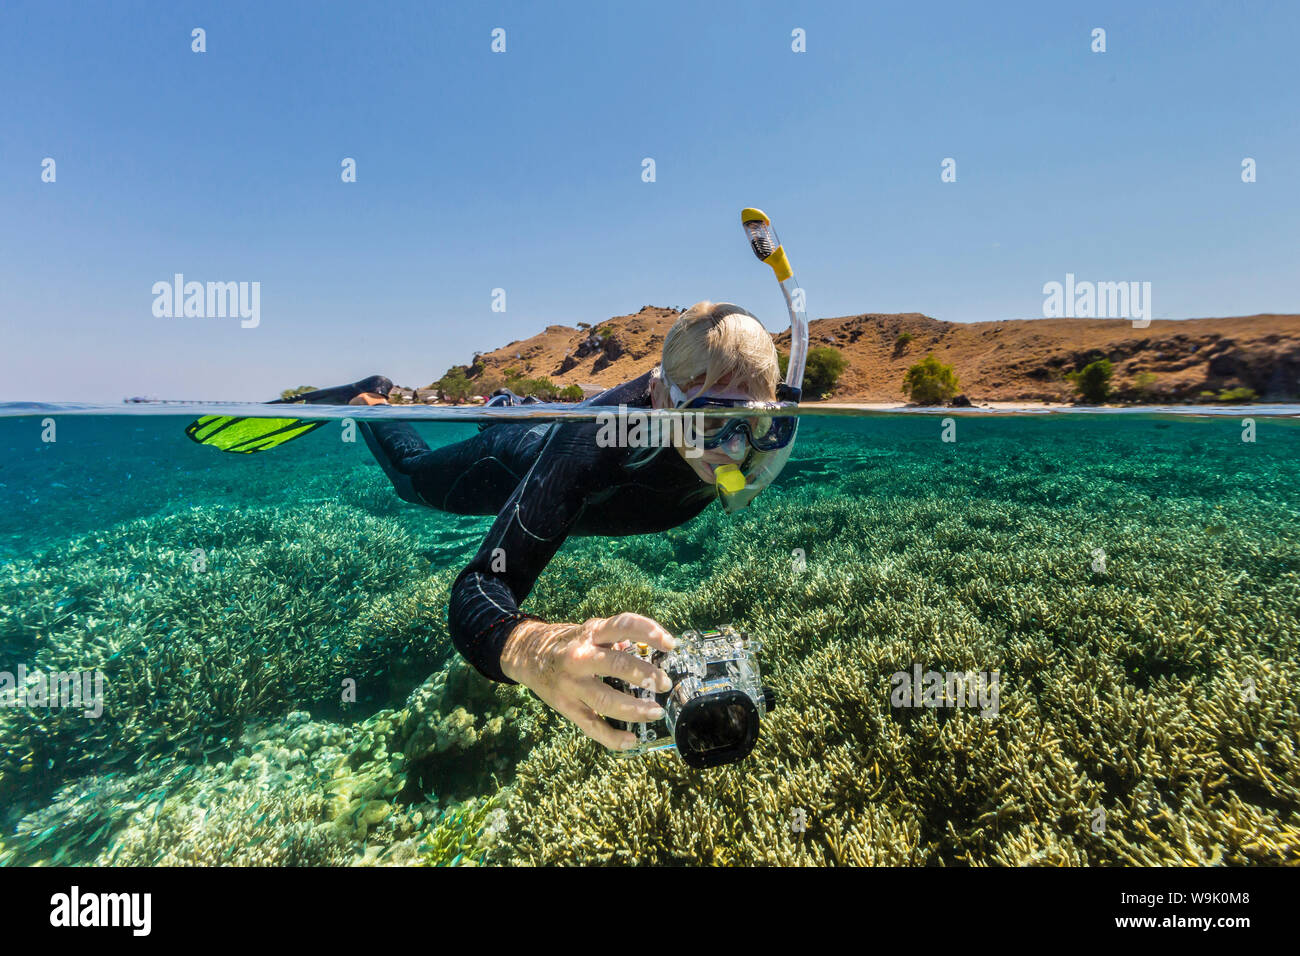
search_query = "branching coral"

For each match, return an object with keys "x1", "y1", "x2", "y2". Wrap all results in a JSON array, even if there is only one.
[{"x1": 1, "y1": 414, "x2": 1297, "y2": 866}]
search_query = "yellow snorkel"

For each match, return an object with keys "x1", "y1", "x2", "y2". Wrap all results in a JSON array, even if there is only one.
[
  {"x1": 742, "y1": 207, "x2": 809, "y2": 404},
  {"x1": 714, "y1": 208, "x2": 807, "y2": 512}
]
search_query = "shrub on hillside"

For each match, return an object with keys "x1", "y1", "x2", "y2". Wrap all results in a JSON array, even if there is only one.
[
  {"x1": 902, "y1": 354, "x2": 960, "y2": 405},
  {"x1": 1068, "y1": 359, "x2": 1113, "y2": 404}
]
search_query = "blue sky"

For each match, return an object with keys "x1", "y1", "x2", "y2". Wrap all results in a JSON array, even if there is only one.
[{"x1": 2, "y1": 0, "x2": 1296, "y2": 402}]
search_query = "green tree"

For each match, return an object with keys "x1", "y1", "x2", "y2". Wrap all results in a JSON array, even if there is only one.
[
  {"x1": 513, "y1": 376, "x2": 559, "y2": 400},
  {"x1": 902, "y1": 354, "x2": 960, "y2": 405},
  {"x1": 558, "y1": 384, "x2": 584, "y2": 402},
  {"x1": 778, "y1": 346, "x2": 847, "y2": 399},
  {"x1": 435, "y1": 368, "x2": 474, "y2": 403},
  {"x1": 279, "y1": 385, "x2": 317, "y2": 401},
  {"x1": 1068, "y1": 358, "x2": 1113, "y2": 403},
  {"x1": 805, "y1": 347, "x2": 848, "y2": 398}
]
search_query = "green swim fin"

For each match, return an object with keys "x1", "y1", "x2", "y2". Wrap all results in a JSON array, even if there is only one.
[{"x1": 184, "y1": 414, "x2": 325, "y2": 454}]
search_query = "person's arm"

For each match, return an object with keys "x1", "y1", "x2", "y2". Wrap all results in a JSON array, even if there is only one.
[
  {"x1": 446, "y1": 425, "x2": 674, "y2": 748},
  {"x1": 447, "y1": 424, "x2": 597, "y2": 683}
]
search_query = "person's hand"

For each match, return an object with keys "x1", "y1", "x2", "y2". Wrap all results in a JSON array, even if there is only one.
[{"x1": 500, "y1": 613, "x2": 677, "y2": 750}]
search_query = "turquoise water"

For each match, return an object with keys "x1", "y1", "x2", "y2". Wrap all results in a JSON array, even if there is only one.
[{"x1": 1, "y1": 405, "x2": 1297, "y2": 865}]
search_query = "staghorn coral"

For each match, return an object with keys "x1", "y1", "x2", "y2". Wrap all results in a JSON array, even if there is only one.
[
  {"x1": 1, "y1": 650, "x2": 549, "y2": 866},
  {"x1": 491, "y1": 417, "x2": 1300, "y2": 865},
  {"x1": 1, "y1": 413, "x2": 1297, "y2": 865},
  {"x1": 0, "y1": 500, "x2": 458, "y2": 820}
]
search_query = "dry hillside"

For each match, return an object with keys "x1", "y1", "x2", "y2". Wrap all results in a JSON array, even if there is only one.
[{"x1": 441, "y1": 307, "x2": 1300, "y2": 403}]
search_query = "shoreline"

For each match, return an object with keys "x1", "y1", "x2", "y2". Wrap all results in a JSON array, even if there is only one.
[
  {"x1": 806, "y1": 400, "x2": 1300, "y2": 416},
  {"x1": 815, "y1": 400, "x2": 1075, "y2": 411},
  {"x1": 4, "y1": 399, "x2": 1299, "y2": 421}
]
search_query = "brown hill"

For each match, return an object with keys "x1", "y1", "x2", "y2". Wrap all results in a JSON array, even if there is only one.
[{"x1": 448, "y1": 307, "x2": 1300, "y2": 403}]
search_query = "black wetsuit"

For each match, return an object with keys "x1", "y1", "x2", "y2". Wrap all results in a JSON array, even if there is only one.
[{"x1": 358, "y1": 372, "x2": 716, "y2": 683}]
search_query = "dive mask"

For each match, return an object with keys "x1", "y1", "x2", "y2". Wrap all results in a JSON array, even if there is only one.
[{"x1": 666, "y1": 381, "x2": 797, "y2": 453}]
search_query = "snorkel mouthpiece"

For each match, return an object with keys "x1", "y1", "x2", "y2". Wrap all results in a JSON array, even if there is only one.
[{"x1": 714, "y1": 464, "x2": 747, "y2": 495}]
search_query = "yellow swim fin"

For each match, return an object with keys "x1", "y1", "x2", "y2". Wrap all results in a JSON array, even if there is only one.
[{"x1": 184, "y1": 415, "x2": 325, "y2": 454}]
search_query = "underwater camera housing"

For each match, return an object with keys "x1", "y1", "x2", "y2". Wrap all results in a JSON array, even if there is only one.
[{"x1": 604, "y1": 626, "x2": 777, "y2": 769}]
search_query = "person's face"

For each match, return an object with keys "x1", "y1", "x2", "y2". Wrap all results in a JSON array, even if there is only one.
[{"x1": 655, "y1": 373, "x2": 759, "y2": 484}]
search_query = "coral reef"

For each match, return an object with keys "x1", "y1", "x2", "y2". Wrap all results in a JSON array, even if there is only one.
[
  {"x1": 1, "y1": 654, "x2": 544, "y2": 866},
  {"x1": 493, "y1": 417, "x2": 1300, "y2": 865},
  {"x1": 0, "y1": 501, "x2": 457, "y2": 820},
  {"x1": 1, "y1": 413, "x2": 1297, "y2": 866}
]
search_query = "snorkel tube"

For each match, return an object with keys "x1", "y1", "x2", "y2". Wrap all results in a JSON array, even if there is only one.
[
  {"x1": 742, "y1": 209, "x2": 809, "y2": 401},
  {"x1": 715, "y1": 209, "x2": 809, "y2": 512}
]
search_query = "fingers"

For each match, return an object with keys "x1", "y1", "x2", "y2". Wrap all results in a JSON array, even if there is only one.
[
  {"x1": 558, "y1": 696, "x2": 637, "y2": 751},
  {"x1": 581, "y1": 644, "x2": 671, "y2": 693},
  {"x1": 576, "y1": 677, "x2": 665, "y2": 724},
  {"x1": 591, "y1": 613, "x2": 677, "y2": 653},
  {"x1": 517, "y1": 614, "x2": 680, "y2": 751}
]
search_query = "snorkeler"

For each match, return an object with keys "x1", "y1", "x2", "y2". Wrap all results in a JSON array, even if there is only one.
[{"x1": 188, "y1": 211, "x2": 807, "y2": 751}]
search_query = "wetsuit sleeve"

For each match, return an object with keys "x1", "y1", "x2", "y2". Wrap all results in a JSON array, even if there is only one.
[{"x1": 448, "y1": 424, "x2": 618, "y2": 684}]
